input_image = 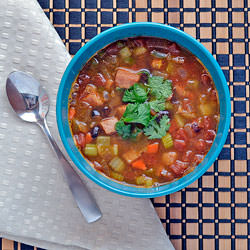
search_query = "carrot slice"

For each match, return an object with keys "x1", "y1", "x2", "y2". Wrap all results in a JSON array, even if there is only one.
[
  {"x1": 132, "y1": 159, "x2": 146, "y2": 170},
  {"x1": 69, "y1": 107, "x2": 76, "y2": 120},
  {"x1": 85, "y1": 132, "x2": 93, "y2": 144},
  {"x1": 146, "y1": 143, "x2": 159, "y2": 154}
]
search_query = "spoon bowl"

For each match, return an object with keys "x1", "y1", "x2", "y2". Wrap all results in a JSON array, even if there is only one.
[
  {"x1": 6, "y1": 71, "x2": 102, "y2": 223},
  {"x1": 6, "y1": 71, "x2": 49, "y2": 123}
]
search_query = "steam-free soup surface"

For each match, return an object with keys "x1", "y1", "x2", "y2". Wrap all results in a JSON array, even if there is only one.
[{"x1": 68, "y1": 37, "x2": 219, "y2": 187}]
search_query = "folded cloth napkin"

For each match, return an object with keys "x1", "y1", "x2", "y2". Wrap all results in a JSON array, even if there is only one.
[{"x1": 0, "y1": 0, "x2": 174, "y2": 249}]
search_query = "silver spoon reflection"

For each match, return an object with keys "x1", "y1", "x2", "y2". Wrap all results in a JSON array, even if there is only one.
[{"x1": 6, "y1": 71, "x2": 102, "y2": 223}]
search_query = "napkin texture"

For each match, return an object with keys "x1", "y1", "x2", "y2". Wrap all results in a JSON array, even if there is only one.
[{"x1": 0, "y1": 0, "x2": 174, "y2": 249}]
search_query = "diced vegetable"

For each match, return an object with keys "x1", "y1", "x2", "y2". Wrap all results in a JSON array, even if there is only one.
[
  {"x1": 175, "y1": 114, "x2": 185, "y2": 128},
  {"x1": 145, "y1": 168, "x2": 154, "y2": 177},
  {"x1": 78, "y1": 121, "x2": 89, "y2": 133},
  {"x1": 74, "y1": 133, "x2": 85, "y2": 147},
  {"x1": 135, "y1": 175, "x2": 153, "y2": 186},
  {"x1": 145, "y1": 178, "x2": 153, "y2": 187},
  {"x1": 165, "y1": 101, "x2": 174, "y2": 110},
  {"x1": 119, "y1": 46, "x2": 132, "y2": 58},
  {"x1": 136, "y1": 175, "x2": 145, "y2": 185},
  {"x1": 151, "y1": 50, "x2": 167, "y2": 58},
  {"x1": 69, "y1": 107, "x2": 76, "y2": 120},
  {"x1": 110, "y1": 171, "x2": 124, "y2": 181},
  {"x1": 131, "y1": 159, "x2": 146, "y2": 170},
  {"x1": 100, "y1": 117, "x2": 118, "y2": 135},
  {"x1": 97, "y1": 145, "x2": 113, "y2": 160},
  {"x1": 166, "y1": 62, "x2": 174, "y2": 74},
  {"x1": 134, "y1": 47, "x2": 147, "y2": 56},
  {"x1": 96, "y1": 136, "x2": 110, "y2": 146},
  {"x1": 186, "y1": 79, "x2": 199, "y2": 89},
  {"x1": 113, "y1": 144, "x2": 118, "y2": 156},
  {"x1": 146, "y1": 143, "x2": 159, "y2": 154},
  {"x1": 122, "y1": 149, "x2": 141, "y2": 164},
  {"x1": 109, "y1": 157, "x2": 125, "y2": 173},
  {"x1": 162, "y1": 133, "x2": 174, "y2": 149},
  {"x1": 199, "y1": 103, "x2": 216, "y2": 116},
  {"x1": 84, "y1": 144, "x2": 98, "y2": 156},
  {"x1": 123, "y1": 57, "x2": 134, "y2": 65},
  {"x1": 151, "y1": 59, "x2": 163, "y2": 69},
  {"x1": 85, "y1": 132, "x2": 93, "y2": 144},
  {"x1": 162, "y1": 152, "x2": 177, "y2": 166}
]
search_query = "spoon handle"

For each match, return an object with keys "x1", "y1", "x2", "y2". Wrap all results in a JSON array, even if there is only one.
[{"x1": 37, "y1": 118, "x2": 102, "y2": 223}]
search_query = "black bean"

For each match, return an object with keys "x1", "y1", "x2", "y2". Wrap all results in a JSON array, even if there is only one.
[
  {"x1": 191, "y1": 122, "x2": 201, "y2": 133},
  {"x1": 91, "y1": 126, "x2": 100, "y2": 138},
  {"x1": 102, "y1": 106, "x2": 110, "y2": 116},
  {"x1": 91, "y1": 109, "x2": 101, "y2": 117},
  {"x1": 156, "y1": 111, "x2": 170, "y2": 123},
  {"x1": 140, "y1": 73, "x2": 149, "y2": 84}
]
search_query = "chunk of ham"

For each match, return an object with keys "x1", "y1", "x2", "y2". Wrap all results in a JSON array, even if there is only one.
[
  {"x1": 115, "y1": 68, "x2": 140, "y2": 88},
  {"x1": 80, "y1": 92, "x2": 104, "y2": 106},
  {"x1": 80, "y1": 84, "x2": 104, "y2": 106},
  {"x1": 100, "y1": 117, "x2": 118, "y2": 135},
  {"x1": 116, "y1": 105, "x2": 127, "y2": 118}
]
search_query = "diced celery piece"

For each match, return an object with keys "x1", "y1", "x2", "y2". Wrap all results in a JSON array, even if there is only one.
[
  {"x1": 134, "y1": 47, "x2": 147, "y2": 56},
  {"x1": 145, "y1": 168, "x2": 154, "y2": 177},
  {"x1": 97, "y1": 145, "x2": 109, "y2": 157},
  {"x1": 162, "y1": 133, "x2": 174, "y2": 149},
  {"x1": 187, "y1": 79, "x2": 199, "y2": 89},
  {"x1": 166, "y1": 62, "x2": 174, "y2": 74},
  {"x1": 113, "y1": 144, "x2": 118, "y2": 156},
  {"x1": 84, "y1": 144, "x2": 98, "y2": 156},
  {"x1": 110, "y1": 171, "x2": 124, "y2": 182},
  {"x1": 165, "y1": 101, "x2": 174, "y2": 110},
  {"x1": 145, "y1": 178, "x2": 153, "y2": 187},
  {"x1": 109, "y1": 157, "x2": 125, "y2": 173},
  {"x1": 123, "y1": 57, "x2": 134, "y2": 65},
  {"x1": 175, "y1": 114, "x2": 185, "y2": 128},
  {"x1": 119, "y1": 46, "x2": 132, "y2": 58},
  {"x1": 136, "y1": 175, "x2": 146, "y2": 185},
  {"x1": 199, "y1": 103, "x2": 215, "y2": 116},
  {"x1": 135, "y1": 175, "x2": 153, "y2": 187},
  {"x1": 181, "y1": 112, "x2": 196, "y2": 119},
  {"x1": 96, "y1": 136, "x2": 110, "y2": 146}
]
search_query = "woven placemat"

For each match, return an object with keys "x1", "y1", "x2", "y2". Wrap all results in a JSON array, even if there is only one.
[{"x1": 1, "y1": 0, "x2": 249, "y2": 250}]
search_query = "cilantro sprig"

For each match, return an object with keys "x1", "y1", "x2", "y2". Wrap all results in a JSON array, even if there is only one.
[
  {"x1": 115, "y1": 75, "x2": 172, "y2": 140},
  {"x1": 148, "y1": 76, "x2": 172, "y2": 100},
  {"x1": 143, "y1": 116, "x2": 170, "y2": 139}
]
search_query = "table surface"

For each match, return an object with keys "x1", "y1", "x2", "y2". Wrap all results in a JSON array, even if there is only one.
[{"x1": 1, "y1": 0, "x2": 249, "y2": 249}]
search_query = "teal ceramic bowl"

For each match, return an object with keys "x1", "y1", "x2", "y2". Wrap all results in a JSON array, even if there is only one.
[{"x1": 56, "y1": 22, "x2": 231, "y2": 198}]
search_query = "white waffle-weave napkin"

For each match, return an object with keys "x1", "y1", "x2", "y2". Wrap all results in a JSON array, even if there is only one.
[{"x1": 0, "y1": 0, "x2": 174, "y2": 249}]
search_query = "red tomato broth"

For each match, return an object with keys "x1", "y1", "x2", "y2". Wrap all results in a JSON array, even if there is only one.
[{"x1": 68, "y1": 37, "x2": 220, "y2": 187}]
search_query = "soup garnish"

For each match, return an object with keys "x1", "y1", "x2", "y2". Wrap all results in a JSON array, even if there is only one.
[{"x1": 68, "y1": 37, "x2": 219, "y2": 187}]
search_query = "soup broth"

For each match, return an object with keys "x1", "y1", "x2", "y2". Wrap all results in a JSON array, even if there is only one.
[{"x1": 68, "y1": 37, "x2": 219, "y2": 187}]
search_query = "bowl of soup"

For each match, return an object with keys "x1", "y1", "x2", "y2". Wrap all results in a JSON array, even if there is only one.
[{"x1": 57, "y1": 22, "x2": 230, "y2": 198}]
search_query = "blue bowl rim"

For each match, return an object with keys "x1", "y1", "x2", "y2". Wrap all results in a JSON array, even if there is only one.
[{"x1": 56, "y1": 22, "x2": 231, "y2": 198}]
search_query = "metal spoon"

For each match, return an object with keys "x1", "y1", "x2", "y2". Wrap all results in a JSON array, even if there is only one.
[{"x1": 6, "y1": 71, "x2": 102, "y2": 223}]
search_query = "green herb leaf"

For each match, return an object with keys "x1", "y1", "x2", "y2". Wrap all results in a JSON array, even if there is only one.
[
  {"x1": 143, "y1": 115, "x2": 170, "y2": 139},
  {"x1": 149, "y1": 99, "x2": 166, "y2": 112},
  {"x1": 115, "y1": 121, "x2": 132, "y2": 139},
  {"x1": 148, "y1": 76, "x2": 172, "y2": 100},
  {"x1": 123, "y1": 103, "x2": 151, "y2": 126},
  {"x1": 115, "y1": 120, "x2": 142, "y2": 139},
  {"x1": 122, "y1": 83, "x2": 148, "y2": 103}
]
